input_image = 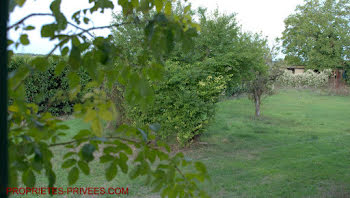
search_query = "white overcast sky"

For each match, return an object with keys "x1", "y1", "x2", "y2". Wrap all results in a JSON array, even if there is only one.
[{"x1": 8, "y1": 0, "x2": 304, "y2": 55}]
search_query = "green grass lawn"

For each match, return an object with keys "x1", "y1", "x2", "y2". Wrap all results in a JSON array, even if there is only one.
[{"x1": 30, "y1": 89, "x2": 350, "y2": 198}]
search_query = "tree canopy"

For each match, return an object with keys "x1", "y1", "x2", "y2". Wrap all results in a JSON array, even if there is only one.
[
  {"x1": 4, "y1": 0, "x2": 210, "y2": 197},
  {"x1": 281, "y1": 0, "x2": 350, "y2": 69},
  {"x1": 109, "y1": 8, "x2": 273, "y2": 144}
]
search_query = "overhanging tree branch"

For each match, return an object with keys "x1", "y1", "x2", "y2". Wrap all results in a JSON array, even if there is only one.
[
  {"x1": 72, "y1": 21, "x2": 136, "y2": 37},
  {"x1": 46, "y1": 21, "x2": 140, "y2": 56},
  {"x1": 67, "y1": 21, "x2": 94, "y2": 37},
  {"x1": 7, "y1": 13, "x2": 53, "y2": 30}
]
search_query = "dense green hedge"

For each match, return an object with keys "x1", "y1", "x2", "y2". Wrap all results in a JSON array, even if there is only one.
[
  {"x1": 8, "y1": 55, "x2": 90, "y2": 115},
  {"x1": 125, "y1": 61, "x2": 227, "y2": 145}
]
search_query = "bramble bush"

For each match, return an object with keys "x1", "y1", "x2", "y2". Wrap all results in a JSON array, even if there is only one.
[
  {"x1": 125, "y1": 61, "x2": 227, "y2": 145},
  {"x1": 277, "y1": 69, "x2": 332, "y2": 88}
]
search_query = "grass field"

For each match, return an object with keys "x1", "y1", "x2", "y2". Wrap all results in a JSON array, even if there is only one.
[{"x1": 31, "y1": 89, "x2": 350, "y2": 198}]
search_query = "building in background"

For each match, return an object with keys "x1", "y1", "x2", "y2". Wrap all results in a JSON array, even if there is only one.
[{"x1": 286, "y1": 66, "x2": 305, "y2": 74}]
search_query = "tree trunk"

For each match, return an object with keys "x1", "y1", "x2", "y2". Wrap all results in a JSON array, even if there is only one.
[
  {"x1": 336, "y1": 69, "x2": 340, "y2": 89},
  {"x1": 0, "y1": 0, "x2": 9, "y2": 196},
  {"x1": 255, "y1": 94, "x2": 261, "y2": 117},
  {"x1": 106, "y1": 84, "x2": 126, "y2": 129},
  {"x1": 113, "y1": 86, "x2": 126, "y2": 127}
]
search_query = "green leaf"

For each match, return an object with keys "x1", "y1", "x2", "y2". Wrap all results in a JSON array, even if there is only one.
[
  {"x1": 105, "y1": 162, "x2": 117, "y2": 181},
  {"x1": 195, "y1": 161, "x2": 207, "y2": 174},
  {"x1": 84, "y1": 108, "x2": 96, "y2": 122},
  {"x1": 137, "y1": 128, "x2": 148, "y2": 142},
  {"x1": 73, "y1": 129, "x2": 91, "y2": 140},
  {"x1": 155, "y1": 0, "x2": 163, "y2": 13},
  {"x1": 100, "y1": 155, "x2": 114, "y2": 163},
  {"x1": 61, "y1": 47, "x2": 69, "y2": 56},
  {"x1": 161, "y1": 186, "x2": 171, "y2": 198},
  {"x1": 20, "y1": 34, "x2": 30, "y2": 45},
  {"x1": 15, "y1": 0, "x2": 26, "y2": 6},
  {"x1": 22, "y1": 169, "x2": 35, "y2": 187},
  {"x1": 78, "y1": 161, "x2": 90, "y2": 175},
  {"x1": 81, "y1": 144, "x2": 96, "y2": 162},
  {"x1": 24, "y1": 25, "x2": 35, "y2": 30},
  {"x1": 117, "y1": 153, "x2": 128, "y2": 173},
  {"x1": 50, "y1": 0, "x2": 67, "y2": 30},
  {"x1": 54, "y1": 60, "x2": 66, "y2": 75},
  {"x1": 67, "y1": 71, "x2": 80, "y2": 88},
  {"x1": 83, "y1": 17, "x2": 89, "y2": 24},
  {"x1": 131, "y1": 0, "x2": 139, "y2": 7},
  {"x1": 7, "y1": 39, "x2": 14, "y2": 46},
  {"x1": 168, "y1": 185, "x2": 179, "y2": 198},
  {"x1": 31, "y1": 57, "x2": 49, "y2": 71},
  {"x1": 68, "y1": 167, "x2": 79, "y2": 185},
  {"x1": 147, "y1": 150, "x2": 156, "y2": 163},
  {"x1": 9, "y1": 169, "x2": 18, "y2": 187},
  {"x1": 41, "y1": 24, "x2": 56, "y2": 38},
  {"x1": 62, "y1": 159, "x2": 76, "y2": 169},
  {"x1": 146, "y1": 62, "x2": 164, "y2": 81},
  {"x1": 91, "y1": 119, "x2": 102, "y2": 136},
  {"x1": 46, "y1": 169, "x2": 56, "y2": 188},
  {"x1": 68, "y1": 44, "x2": 81, "y2": 70},
  {"x1": 164, "y1": 1, "x2": 172, "y2": 15},
  {"x1": 129, "y1": 165, "x2": 141, "y2": 179},
  {"x1": 184, "y1": 5, "x2": 191, "y2": 13},
  {"x1": 32, "y1": 160, "x2": 43, "y2": 172},
  {"x1": 63, "y1": 152, "x2": 75, "y2": 159},
  {"x1": 99, "y1": 109, "x2": 113, "y2": 121}
]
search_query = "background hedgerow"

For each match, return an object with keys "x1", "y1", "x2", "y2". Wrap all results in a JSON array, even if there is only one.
[
  {"x1": 8, "y1": 55, "x2": 91, "y2": 115},
  {"x1": 277, "y1": 69, "x2": 332, "y2": 88}
]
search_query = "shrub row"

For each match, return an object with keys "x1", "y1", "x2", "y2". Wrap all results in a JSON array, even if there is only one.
[
  {"x1": 277, "y1": 69, "x2": 332, "y2": 88},
  {"x1": 9, "y1": 55, "x2": 226, "y2": 145},
  {"x1": 8, "y1": 55, "x2": 90, "y2": 115}
]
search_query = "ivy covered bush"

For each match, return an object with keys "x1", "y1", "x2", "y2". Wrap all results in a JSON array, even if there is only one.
[
  {"x1": 125, "y1": 61, "x2": 227, "y2": 145},
  {"x1": 8, "y1": 55, "x2": 90, "y2": 115},
  {"x1": 277, "y1": 69, "x2": 332, "y2": 88}
]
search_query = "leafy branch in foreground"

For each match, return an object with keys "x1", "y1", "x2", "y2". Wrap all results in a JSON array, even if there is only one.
[{"x1": 7, "y1": 0, "x2": 209, "y2": 197}]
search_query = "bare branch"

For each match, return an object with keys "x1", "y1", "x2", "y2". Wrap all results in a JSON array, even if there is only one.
[
  {"x1": 67, "y1": 21, "x2": 94, "y2": 37},
  {"x1": 45, "y1": 21, "x2": 138, "y2": 56},
  {"x1": 46, "y1": 37, "x2": 70, "y2": 57},
  {"x1": 53, "y1": 21, "x2": 137, "y2": 39},
  {"x1": 76, "y1": 22, "x2": 133, "y2": 36},
  {"x1": 7, "y1": 13, "x2": 53, "y2": 31}
]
